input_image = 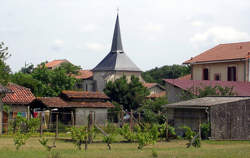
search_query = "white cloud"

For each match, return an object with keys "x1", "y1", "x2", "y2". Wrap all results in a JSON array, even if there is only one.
[
  {"x1": 191, "y1": 21, "x2": 204, "y2": 27},
  {"x1": 80, "y1": 24, "x2": 99, "y2": 32},
  {"x1": 142, "y1": 23, "x2": 165, "y2": 33},
  {"x1": 51, "y1": 39, "x2": 64, "y2": 51},
  {"x1": 190, "y1": 26, "x2": 250, "y2": 49},
  {"x1": 85, "y1": 42, "x2": 106, "y2": 52}
]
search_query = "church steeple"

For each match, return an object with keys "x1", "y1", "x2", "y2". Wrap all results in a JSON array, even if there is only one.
[
  {"x1": 92, "y1": 13, "x2": 141, "y2": 72},
  {"x1": 111, "y1": 14, "x2": 123, "y2": 52}
]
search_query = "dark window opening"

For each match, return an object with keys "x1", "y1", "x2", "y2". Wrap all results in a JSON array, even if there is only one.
[
  {"x1": 214, "y1": 74, "x2": 220, "y2": 81},
  {"x1": 203, "y1": 68, "x2": 209, "y2": 80},
  {"x1": 227, "y1": 66, "x2": 236, "y2": 81}
]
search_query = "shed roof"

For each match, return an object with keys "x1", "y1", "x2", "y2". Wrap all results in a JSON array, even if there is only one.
[
  {"x1": 61, "y1": 90, "x2": 109, "y2": 99},
  {"x1": 163, "y1": 79, "x2": 250, "y2": 96},
  {"x1": 165, "y1": 97, "x2": 250, "y2": 108},
  {"x1": 2, "y1": 83, "x2": 35, "y2": 105},
  {"x1": 34, "y1": 97, "x2": 114, "y2": 108},
  {"x1": 177, "y1": 74, "x2": 191, "y2": 80},
  {"x1": 184, "y1": 41, "x2": 250, "y2": 64},
  {"x1": 73, "y1": 70, "x2": 93, "y2": 79}
]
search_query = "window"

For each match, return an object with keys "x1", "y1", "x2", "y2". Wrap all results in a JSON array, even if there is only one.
[
  {"x1": 227, "y1": 66, "x2": 236, "y2": 81},
  {"x1": 214, "y1": 74, "x2": 220, "y2": 81},
  {"x1": 203, "y1": 68, "x2": 209, "y2": 80}
]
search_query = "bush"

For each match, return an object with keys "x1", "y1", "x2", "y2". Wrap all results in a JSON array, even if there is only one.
[
  {"x1": 13, "y1": 131, "x2": 30, "y2": 150},
  {"x1": 201, "y1": 123, "x2": 210, "y2": 140},
  {"x1": 68, "y1": 126, "x2": 89, "y2": 150},
  {"x1": 181, "y1": 126, "x2": 201, "y2": 148},
  {"x1": 152, "y1": 148, "x2": 158, "y2": 158},
  {"x1": 119, "y1": 124, "x2": 137, "y2": 142}
]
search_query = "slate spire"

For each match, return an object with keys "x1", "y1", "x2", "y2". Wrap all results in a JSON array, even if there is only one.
[
  {"x1": 111, "y1": 14, "x2": 123, "y2": 52},
  {"x1": 92, "y1": 14, "x2": 141, "y2": 72}
]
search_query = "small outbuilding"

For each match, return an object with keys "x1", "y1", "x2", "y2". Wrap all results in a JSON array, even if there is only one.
[
  {"x1": 164, "y1": 96, "x2": 250, "y2": 140},
  {"x1": 30, "y1": 90, "x2": 114, "y2": 126}
]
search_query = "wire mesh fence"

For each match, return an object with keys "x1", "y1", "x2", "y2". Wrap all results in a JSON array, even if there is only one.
[{"x1": 1, "y1": 110, "x2": 169, "y2": 138}]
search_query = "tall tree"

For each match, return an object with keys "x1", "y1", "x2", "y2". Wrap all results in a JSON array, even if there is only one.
[
  {"x1": 0, "y1": 42, "x2": 11, "y2": 85},
  {"x1": 142, "y1": 64, "x2": 191, "y2": 84},
  {"x1": 104, "y1": 75, "x2": 149, "y2": 111},
  {"x1": 12, "y1": 63, "x2": 78, "y2": 97}
]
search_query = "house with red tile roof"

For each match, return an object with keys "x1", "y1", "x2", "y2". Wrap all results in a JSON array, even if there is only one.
[
  {"x1": 30, "y1": 90, "x2": 114, "y2": 125},
  {"x1": 74, "y1": 70, "x2": 96, "y2": 91},
  {"x1": 45, "y1": 59, "x2": 70, "y2": 69},
  {"x1": 163, "y1": 79, "x2": 250, "y2": 103},
  {"x1": 184, "y1": 41, "x2": 250, "y2": 82},
  {"x1": 0, "y1": 84, "x2": 11, "y2": 134},
  {"x1": 1, "y1": 83, "x2": 35, "y2": 132},
  {"x1": 143, "y1": 83, "x2": 166, "y2": 99}
]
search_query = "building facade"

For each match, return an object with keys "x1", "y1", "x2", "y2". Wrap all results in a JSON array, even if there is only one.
[{"x1": 184, "y1": 42, "x2": 250, "y2": 82}]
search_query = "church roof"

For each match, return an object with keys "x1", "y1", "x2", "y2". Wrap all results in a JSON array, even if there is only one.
[{"x1": 92, "y1": 14, "x2": 141, "y2": 72}]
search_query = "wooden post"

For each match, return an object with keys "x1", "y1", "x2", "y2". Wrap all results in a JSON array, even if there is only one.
[
  {"x1": 166, "y1": 117, "x2": 169, "y2": 141},
  {"x1": 88, "y1": 112, "x2": 93, "y2": 143},
  {"x1": 130, "y1": 110, "x2": 133, "y2": 129},
  {"x1": 138, "y1": 112, "x2": 141, "y2": 124},
  {"x1": 56, "y1": 113, "x2": 58, "y2": 138},
  {"x1": 40, "y1": 112, "x2": 43, "y2": 137},
  {"x1": 117, "y1": 111, "x2": 120, "y2": 126},
  {"x1": 71, "y1": 111, "x2": 75, "y2": 127},
  {"x1": 121, "y1": 110, "x2": 124, "y2": 127},
  {"x1": 199, "y1": 113, "x2": 201, "y2": 139},
  {"x1": 85, "y1": 127, "x2": 88, "y2": 151}
]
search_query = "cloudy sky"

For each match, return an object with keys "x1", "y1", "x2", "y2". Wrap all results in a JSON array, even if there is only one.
[{"x1": 1, "y1": 0, "x2": 250, "y2": 72}]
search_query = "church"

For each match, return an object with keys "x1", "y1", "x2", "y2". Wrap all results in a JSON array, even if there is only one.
[{"x1": 83, "y1": 14, "x2": 144, "y2": 92}]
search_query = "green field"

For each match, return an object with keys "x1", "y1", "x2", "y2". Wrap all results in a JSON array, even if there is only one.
[{"x1": 0, "y1": 137, "x2": 250, "y2": 158}]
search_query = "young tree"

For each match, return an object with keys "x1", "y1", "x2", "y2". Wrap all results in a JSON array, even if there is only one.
[
  {"x1": 104, "y1": 75, "x2": 149, "y2": 111},
  {"x1": 138, "y1": 97, "x2": 168, "y2": 123},
  {"x1": 0, "y1": 42, "x2": 11, "y2": 85}
]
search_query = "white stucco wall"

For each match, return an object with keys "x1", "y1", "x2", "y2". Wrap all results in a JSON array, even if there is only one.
[{"x1": 192, "y1": 61, "x2": 245, "y2": 81}]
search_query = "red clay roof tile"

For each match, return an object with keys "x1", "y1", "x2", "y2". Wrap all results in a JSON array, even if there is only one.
[
  {"x1": 61, "y1": 90, "x2": 109, "y2": 99},
  {"x1": 178, "y1": 74, "x2": 191, "y2": 80},
  {"x1": 184, "y1": 41, "x2": 250, "y2": 64},
  {"x1": 163, "y1": 79, "x2": 250, "y2": 96},
  {"x1": 73, "y1": 70, "x2": 93, "y2": 79},
  {"x1": 45, "y1": 59, "x2": 69, "y2": 68},
  {"x1": 147, "y1": 91, "x2": 166, "y2": 98},
  {"x1": 143, "y1": 83, "x2": 157, "y2": 88},
  {"x1": 2, "y1": 83, "x2": 35, "y2": 105},
  {"x1": 35, "y1": 97, "x2": 114, "y2": 108}
]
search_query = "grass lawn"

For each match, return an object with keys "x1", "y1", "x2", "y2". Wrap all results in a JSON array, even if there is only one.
[{"x1": 0, "y1": 137, "x2": 250, "y2": 158}]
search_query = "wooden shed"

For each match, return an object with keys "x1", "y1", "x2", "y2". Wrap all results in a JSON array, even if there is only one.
[{"x1": 164, "y1": 97, "x2": 250, "y2": 140}]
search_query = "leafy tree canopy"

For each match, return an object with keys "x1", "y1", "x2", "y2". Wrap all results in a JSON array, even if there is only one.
[
  {"x1": 0, "y1": 42, "x2": 11, "y2": 85},
  {"x1": 142, "y1": 64, "x2": 191, "y2": 84},
  {"x1": 181, "y1": 85, "x2": 236, "y2": 100},
  {"x1": 11, "y1": 63, "x2": 78, "y2": 97},
  {"x1": 104, "y1": 75, "x2": 150, "y2": 111}
]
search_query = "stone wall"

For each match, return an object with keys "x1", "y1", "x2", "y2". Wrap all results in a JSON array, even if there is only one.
[{"x1": 75, "y1": 108, "x2": 108, "y2": 125}]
